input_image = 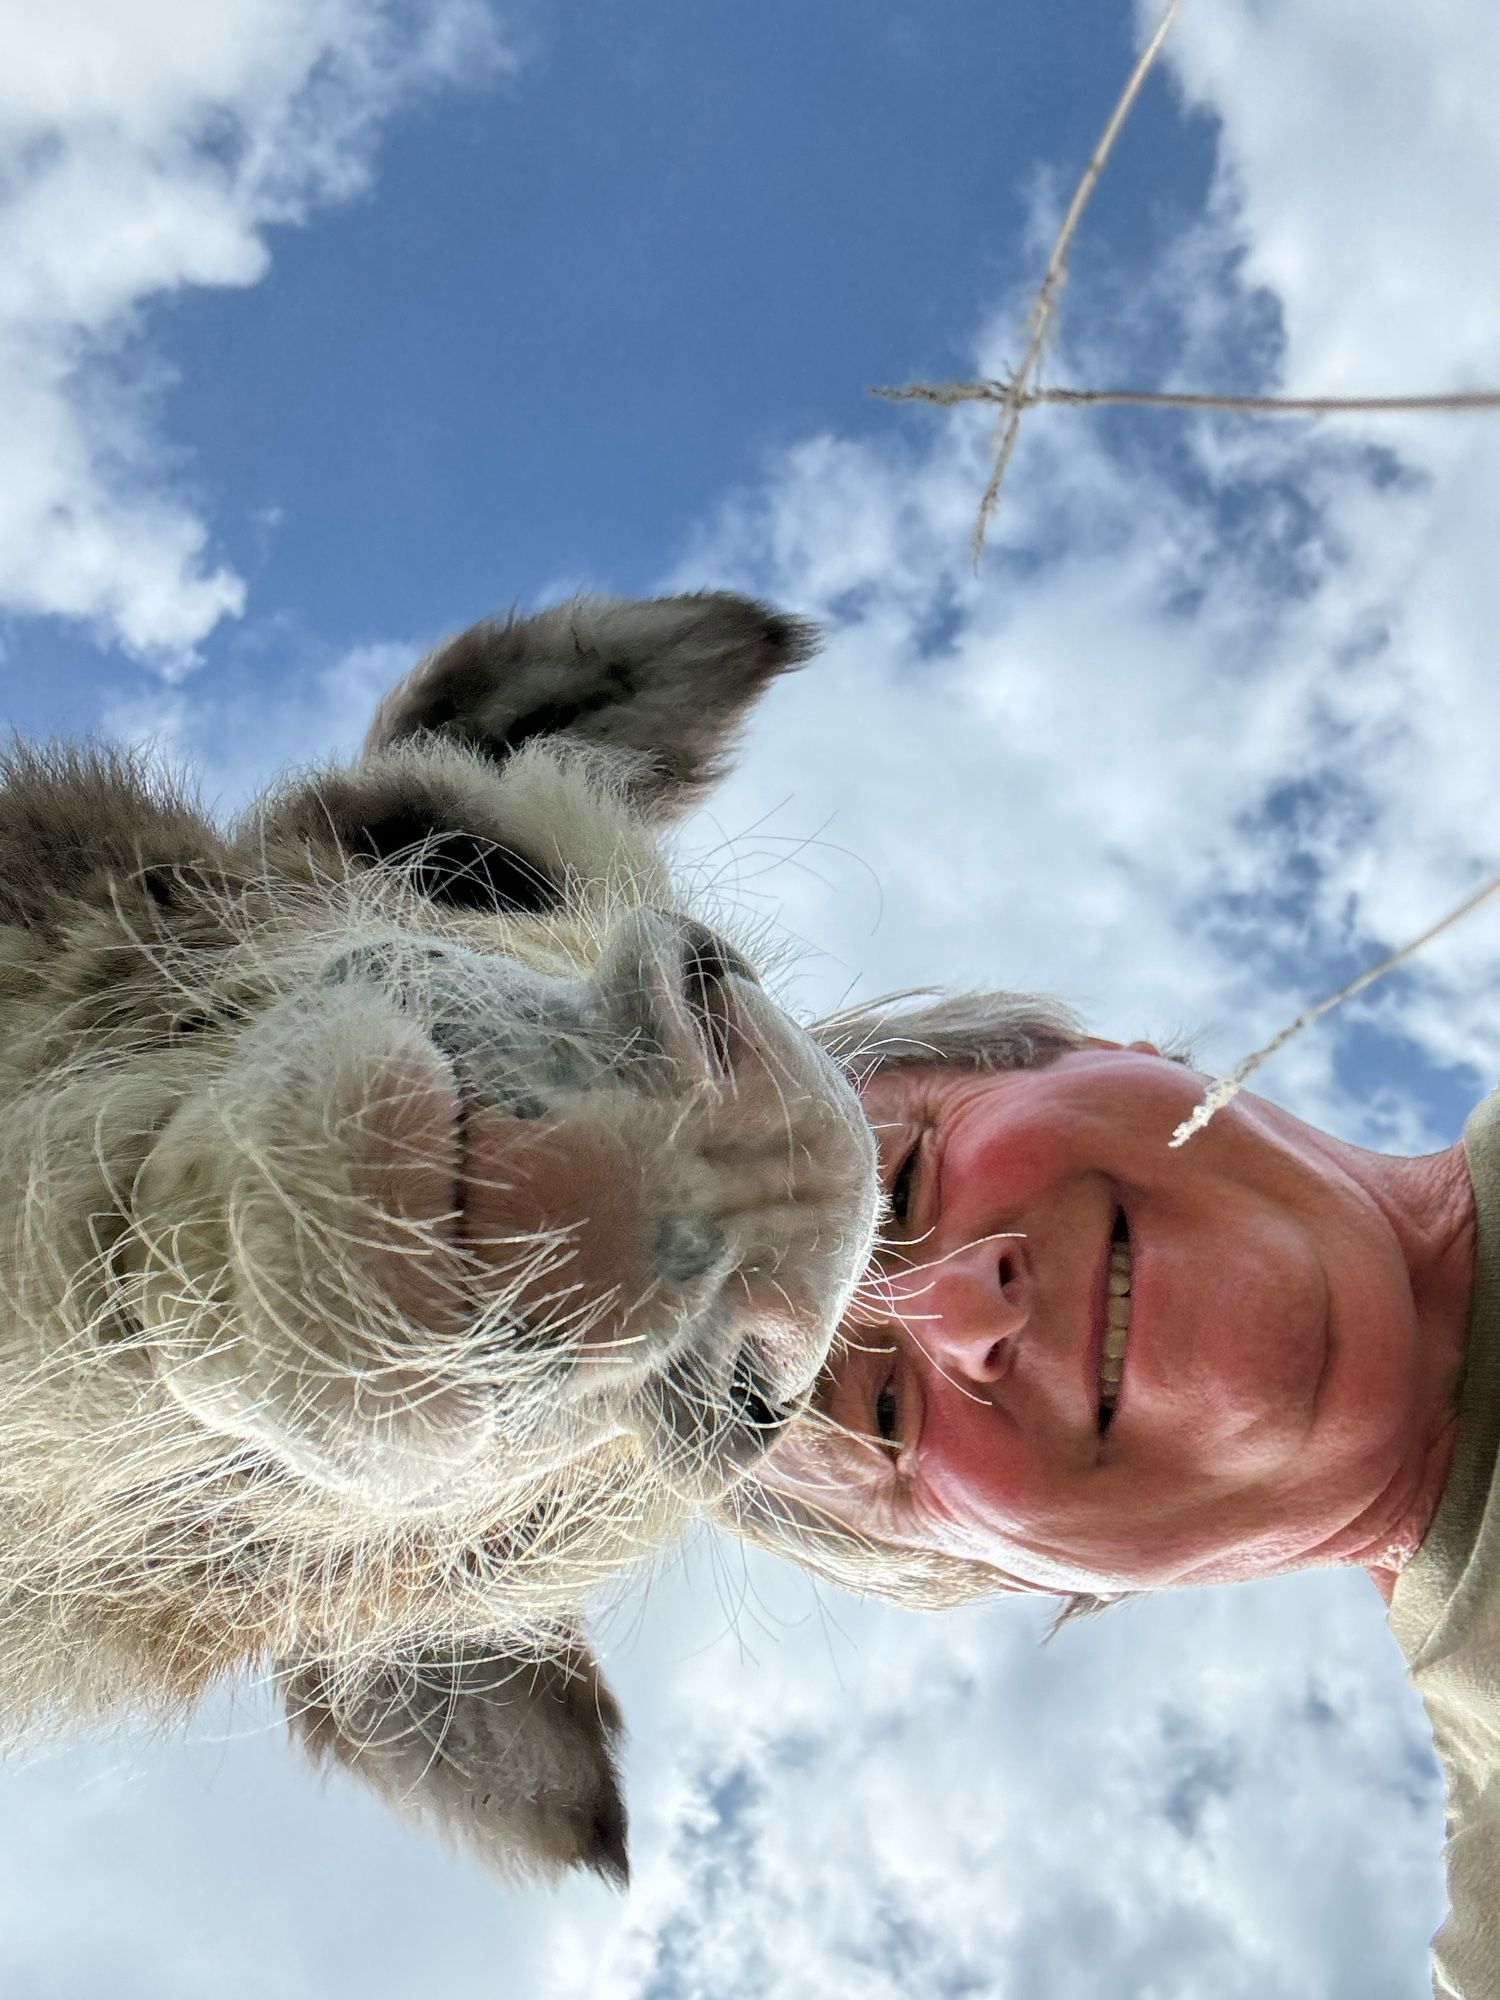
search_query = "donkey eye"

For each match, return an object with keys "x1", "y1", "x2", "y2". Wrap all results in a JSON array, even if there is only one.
[
  {"x1": 408, "y1": 831, "x2": 558, "y2": 913},
  {"x1": 351, "y1": 811, "x2": 560, "y2": 914}
]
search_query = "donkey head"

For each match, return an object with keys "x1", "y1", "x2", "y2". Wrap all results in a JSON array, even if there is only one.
[{"x1": 0, "y1": 592, "x2": 878, "y2": 1880}]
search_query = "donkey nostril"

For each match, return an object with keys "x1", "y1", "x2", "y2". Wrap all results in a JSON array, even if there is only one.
[
  {"x1": 678, "y1": 921, "x2": 751, "y2": 1079},
  {"x1": 595, "y1": 909, "x2": 757, "y2": 1086},
  {"x1": 729, "y1": 1350, "x2": 792, "y2": 1436}
]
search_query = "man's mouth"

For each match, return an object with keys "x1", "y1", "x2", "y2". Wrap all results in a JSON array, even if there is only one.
[{"x1": 1098, "y1": 1209, "x2": 1133, "y2": 1434}]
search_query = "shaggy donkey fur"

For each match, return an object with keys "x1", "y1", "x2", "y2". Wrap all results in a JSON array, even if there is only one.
[{"x1": 0, "y1": 591, "x2": 878, "y2": 1883}]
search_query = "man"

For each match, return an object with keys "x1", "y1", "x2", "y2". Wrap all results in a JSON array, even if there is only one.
[{"x1": 727, "y1": 990, "x2": 1498, "y2": 1999}]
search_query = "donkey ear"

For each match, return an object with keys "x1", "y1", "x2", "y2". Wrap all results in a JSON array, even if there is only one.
[
  {"x1": 364, "y1": 591, "x2": 819, "y2": 820},
  {"x1": 282, "y1": 1636, "x2": 628, "y2": 1885}
]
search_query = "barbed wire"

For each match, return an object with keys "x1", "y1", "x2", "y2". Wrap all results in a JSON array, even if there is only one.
[
  {"x1": 874, "y1": 0, "x2": 1500, "y2": 1137},
  {"x1": 880, "y1": 378, "x2": 1500, "y2": 422}
]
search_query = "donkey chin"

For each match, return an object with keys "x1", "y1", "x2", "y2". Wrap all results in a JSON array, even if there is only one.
[{"x1": 0, "y1": 591, "x2": 877, "y2": 1885}]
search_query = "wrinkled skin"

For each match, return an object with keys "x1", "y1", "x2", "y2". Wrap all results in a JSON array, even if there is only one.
[{"x1": 0, "y1": 592, "x2": 878, "y2": 1882}]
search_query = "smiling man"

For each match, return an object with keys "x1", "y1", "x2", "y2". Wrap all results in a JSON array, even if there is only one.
[{"x1": 748, "y1": 992, "x2": 1500, "y2": 2000}]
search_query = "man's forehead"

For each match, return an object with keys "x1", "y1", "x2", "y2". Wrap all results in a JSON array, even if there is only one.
[
  {"x1": 857, "y1": 1062, "x2": 942, "y2": 1126},
  {"x1": 857, "y1": 1059, "x2": 1012, "y2": 1131},
  {"x1": 857, "y1": 1042, "x2": 1157, "y2": 1122}
]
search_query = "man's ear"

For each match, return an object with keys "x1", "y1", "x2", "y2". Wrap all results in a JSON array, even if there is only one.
[
  {"x1": 364, "y1": 591, "x2": 819, "y2": 821},
  {"x1": 281, "y1": 1635, "x2": 628, "y2": 1885}
]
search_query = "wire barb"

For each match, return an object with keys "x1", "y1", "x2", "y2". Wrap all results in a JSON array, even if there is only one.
[
  {"x1": 877, "y1": 378, "x2": 1500, "y2": 421},
  {"x1": 1170, "y1": 864, "x2": 1500, "y2": 1145},
  {"x1": 872, "y1": 0, "x2": 1500, "y2": 555},
  {"x1": 900, "y1": 0, "x2": 1190, "y2": 562}
]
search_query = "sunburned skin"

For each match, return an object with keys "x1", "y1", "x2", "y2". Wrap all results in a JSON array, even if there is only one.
[{"x1": 777, "y1": 1042, "x2": 1477, "y2": 1601}]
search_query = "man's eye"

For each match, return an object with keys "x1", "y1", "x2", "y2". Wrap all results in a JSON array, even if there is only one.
[
  {"x1": 888, "y1": 1137, "x2": 921, "y2": 1224},
  {"x1": 874, "y1": 1373, "x2": 901, "y2": 1447}
]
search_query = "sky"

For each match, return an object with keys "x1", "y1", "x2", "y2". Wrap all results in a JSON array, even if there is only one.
[{"x1": 3, "y1": 0, "x2": 1500, "y2": 1992}]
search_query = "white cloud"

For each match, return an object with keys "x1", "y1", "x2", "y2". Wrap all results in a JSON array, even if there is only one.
[
  {"x1": 0, "y1": 1686, "x2": 609, "y2": 1998},
  {"x1": 557, "y1": 1563, "x2": 1443, "y2": 2000},
  {"x1": 0, "y1": 0, "x2": 506, "y2": 663},
  {"x1": 104, "y1": 634, "x2": 416, "y2": 800},
  {"x1": 1158, "y1": 0, "x2": 1500, "y2": 396}
]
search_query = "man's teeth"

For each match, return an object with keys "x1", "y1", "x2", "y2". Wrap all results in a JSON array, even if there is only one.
[{"x1": 1100, "y1": 1238, "x2": 1131, "y2": 1411}]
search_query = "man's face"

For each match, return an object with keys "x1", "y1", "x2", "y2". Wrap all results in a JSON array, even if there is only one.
[{"x1": 775, "y1": 1046, "x2": 1453, "y2": 1594}]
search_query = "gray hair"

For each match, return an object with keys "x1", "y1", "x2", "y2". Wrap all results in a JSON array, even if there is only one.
[
  {"x1": 811, "y1": 987, "x2": 1093, "y2": 1086},
  {"x1": 718, "y1": 989, "x2": 1152, "y2": 1632}
]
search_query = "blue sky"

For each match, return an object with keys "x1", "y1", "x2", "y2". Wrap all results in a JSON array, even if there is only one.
[
  {"x1": 7, "y1": 0, "x2": 1214, "y2": 730},
  {"x1": 6, "y1": 0, "x2": 1500, "y2": 1993}
]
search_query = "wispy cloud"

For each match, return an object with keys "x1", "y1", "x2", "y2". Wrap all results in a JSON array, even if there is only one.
[
  {"x1": 557, "y1": 1560, "x2": 1442, "y2": 2000},
  {"x1": 0, "y1": 0, "x2": 506, "y2": 665},
  {"x1": 104, "y1": 635, "x2": 417, "y2": 799}
]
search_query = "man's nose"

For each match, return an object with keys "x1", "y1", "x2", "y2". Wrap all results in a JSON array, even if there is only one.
[{"x1": 885, "y1": 1236, "x2": 1030, "y2": 1385}]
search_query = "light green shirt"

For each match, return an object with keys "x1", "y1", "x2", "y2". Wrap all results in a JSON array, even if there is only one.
[{"x1": 1390, "y1": 1089, "x2": 1500, "y2": 1998}]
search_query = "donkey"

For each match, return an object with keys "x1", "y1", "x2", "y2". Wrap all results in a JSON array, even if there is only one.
[{"x1": 0, "y1": 591, "x2": 877, "y2": 1882}]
